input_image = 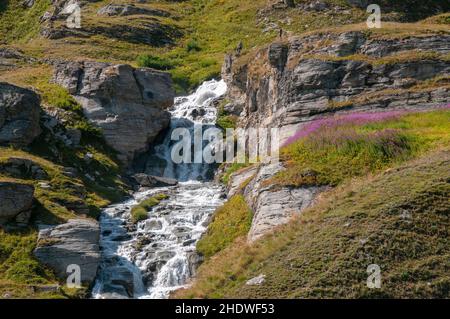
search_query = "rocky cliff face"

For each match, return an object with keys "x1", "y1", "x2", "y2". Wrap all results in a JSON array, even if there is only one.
[
  {"x1": 223, "y1": 31, "x2": 450, "y2": 241},
  {"x1": 53, "y1": 61, "x2": 174, "y2": 165},
  {"x1": 223, "y1": 32, "x2": 450, "y2": 143}
]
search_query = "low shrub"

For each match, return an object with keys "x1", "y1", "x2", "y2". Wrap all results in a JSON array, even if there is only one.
[
  {"x1": 131, "y1": 193, "x2": 169, "y2": 223},
  {"x1": 136, "y1": 55, "x2": 174, "y2": 70},
  {"x1": 197, "y1": 195, "x2": 253, "y2": 259}
]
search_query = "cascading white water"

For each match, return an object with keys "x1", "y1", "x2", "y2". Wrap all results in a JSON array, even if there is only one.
[{"x1": 92, "y1": 80, "x2": 227, "y2": 299}]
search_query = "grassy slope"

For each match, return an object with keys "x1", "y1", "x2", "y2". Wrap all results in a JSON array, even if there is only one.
[
  {"x1": 272, "y1": 110, "x2": 450, "y2": 188},
  {"x1": 176, "y1": 148, "x2": 450, "y2": 298},
  {"x1": 177, "y1": 109, "x2": 450, "y2": 298},
  {"x1": 197, "y1": 195, "x2": 253, "y2": 259}
]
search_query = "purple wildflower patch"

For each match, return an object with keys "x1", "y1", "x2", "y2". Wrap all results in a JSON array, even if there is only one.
[{"x1": 283, "y1": 111, "x2": 407, "y2": 147}]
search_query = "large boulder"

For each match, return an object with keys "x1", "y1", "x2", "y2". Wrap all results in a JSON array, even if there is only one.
[
  {"x1": 53, "y1": 61, "x2": 174, "y2": 165},
  {"x1": 0, "y1": 82, "x2": 41, "y2": 146},
  {"x1": 34, "y1": 219, "x2": 100, "y2": 285},
  {"x1": 0, "y1": 181, "x2": 34, "y2": 224}
]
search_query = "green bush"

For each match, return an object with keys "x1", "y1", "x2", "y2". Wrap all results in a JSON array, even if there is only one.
[
  {"x1": 136, "y1": 55, "x2": 174, "y2": 70},
  {"x1": 131, "y1": 193, "x2": 169, "y2": 223},
  {"x1": 186, "y1": 39, "x2": 201, "y2": 52},
  {"x1": 197, "y1": 195, "x2": 253, "y2": 259}
]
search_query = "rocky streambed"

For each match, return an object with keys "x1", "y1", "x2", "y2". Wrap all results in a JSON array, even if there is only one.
[{"x1": 92, "y1": 80, "x2": 227, "y2": 298}]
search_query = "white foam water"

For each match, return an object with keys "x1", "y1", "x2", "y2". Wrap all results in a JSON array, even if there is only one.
[{"x1": 92, "y1": 80, "x2": 226, "y2": 299}]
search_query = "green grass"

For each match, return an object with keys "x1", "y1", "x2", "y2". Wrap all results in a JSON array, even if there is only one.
[
  {"x1": 0, "y1": 0, "x2": 51, "y2": 43},
  {"x1": 271, "y1": 110, "x2": 450, "y2": 188},
  {"x1": 175, "y1": 148, "x2": 450, "y2": 298},
  {"x1": 136, "y1": 54, "x2": 175, "y2": 71},
  {"x1": 0, "y1": 228, "x2": 67, "y2": 298},
  {"x1": 197, "y1": 195, "x2": 253, "y2": 259},
  {"x1": 131, "y1": 193, "x2": 169, "y2": 223}
]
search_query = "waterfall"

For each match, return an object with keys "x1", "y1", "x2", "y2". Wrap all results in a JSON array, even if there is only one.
[{"x1": 92, "y1": 80, "x2": 226, "y2": 299}]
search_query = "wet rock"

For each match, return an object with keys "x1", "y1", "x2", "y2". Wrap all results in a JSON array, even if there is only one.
[
  {"x1": 53, "y1": 62, "x2": 173, "y2": 165},
  {"x1": 108, "y1": 266, "x2": 135, "y2": 297},
  {"x1": 186, "y1": 252, "x2": 203, "y2": 277},
  {"x1": 0, "y1": 83, "x2": 41, "y2": 146},
  {"x1": 34, "y1": 219, "x2": 100, "y2": 285},
  {"x1": 132, "y1": 173, "x2": 178, "y2": 187},
  {"x1": 0, "y1": 182, "x2": 34, "y2": 224},
  {"x1": 100, "y1": 284, "x2": 130, "y2": 299}
]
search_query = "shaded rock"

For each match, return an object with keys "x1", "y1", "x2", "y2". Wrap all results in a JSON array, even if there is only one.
[
  {"x1": 0, "y1": 83, "x2": 41, "y2": 146},
  {"x1": 34, "y1": 219, "x2": 100, "y2": 285},
  {"x1": 0, "y1": 157, "x2": 49, "y2": 180},
  {"x1": 0, "y1": 182, "x2": 34, "y2": 224},
  {"x1": 53, "y1": 62, "x2": 174, "y2": 165},
  {"x1": 132, "y1": 173, "x2": 178, "y2": 187},
  {"x1": 268, "y1": 42, "x2": 288, "y2": 70},
  {"x1": 108, "y1": 266, "x2": 135, "y2": 297},
  {"x1": 347, "y1": 0, "x2": 369, "y2": 8}
]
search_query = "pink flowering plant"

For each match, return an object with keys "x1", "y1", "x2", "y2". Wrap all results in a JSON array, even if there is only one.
[{"x1": 270, "y1": 109, "x2": 450, "y2": 188}]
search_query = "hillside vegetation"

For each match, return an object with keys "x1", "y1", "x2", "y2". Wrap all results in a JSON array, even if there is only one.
[
  {"x1": 177, "y1": 150, "x2": 450, "y2": 298},
  {"x1": 177, "y1": 109, "x2": 450, "y2": 298},
  {"x1": 2, "y1": 0, "x2": 449, "y2": 91}
]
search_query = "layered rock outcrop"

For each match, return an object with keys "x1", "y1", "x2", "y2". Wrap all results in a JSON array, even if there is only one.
[
  {"x1": 223, "y1": 32, "x2": 450, "y2": 143},
  {"x1": 40, "y1": 1, "x2": 181, "y2": 46},
  {"x1": 227, "y1": 163, "x2": 324, "y2": 242},
  {"x1": 53, "y1": 61, "x2": 174, "y2": 165},
  {"x1": 223, "y1": 32, "x2": 450, "y2": 241},
  {"x1": 0, "y1": 82, "x2": 41, "y2": 146},
  {"x1": 34, "y1": 219, "x2": 101, "y2": 285}
]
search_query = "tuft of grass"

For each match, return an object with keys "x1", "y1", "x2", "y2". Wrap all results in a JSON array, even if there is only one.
[
  {"x1": 175, "y1": 148, "x2": 450, "y2": 299},
  {"x1": 136, "y1": 54, "x2": 174, "y2": 71},
  {"x1": 186, "y1": 39, "x2": 201, "y2": 52},
  {"x1": 0, "y1": 229, "x2": 55, "y2": 285},
  {"x1": 197, "y1": 195, "x2": 252, "y2": 259},
  {"x1": 0, "y1": 0, "x2": 51, "y2": 43},
  {"x1": 131, "y1": 193, "x2": 169, "y2": 223}
]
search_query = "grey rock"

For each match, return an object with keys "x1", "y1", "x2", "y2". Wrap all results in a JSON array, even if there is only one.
[
  {"x1": 0, "y1": 157, "x2": 49, "y2": 180},
  {"x1": 22, "y1": 0, "x2": 35, "y2": 7},
  {"x1": 268, "y1": 42, "x2": 288, "y2": 70},
  {"x1": 246, "y1": 274, "x2": 266, "y2": 286},
  {"x1": 0, "y1": 182, "x2": 34, "y2": 224},
  {"x1": 132, "y1": 173, "x2": 178, "y2": 187},
  {"x1": 97, "y1": 4, "x2": 170, "y2": 17},
  {"x1": 34, "y1": 219, "x2": 100, "y2": 285},
  {"x1": 223, "y1": 32, "x2": 450, "y2": 143},
  {"x1": 0, "y1": 83, "x2": 41, "y2": 146},
  {"x1": 347, "y1": 0, "x2": 369, "y2": 8},
  {"x1": 53, "y1": 62, "x2": 174, "y2": 165},
  {"x1": 227, "y1": 165, "x2": 258, "y2": 198}
]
